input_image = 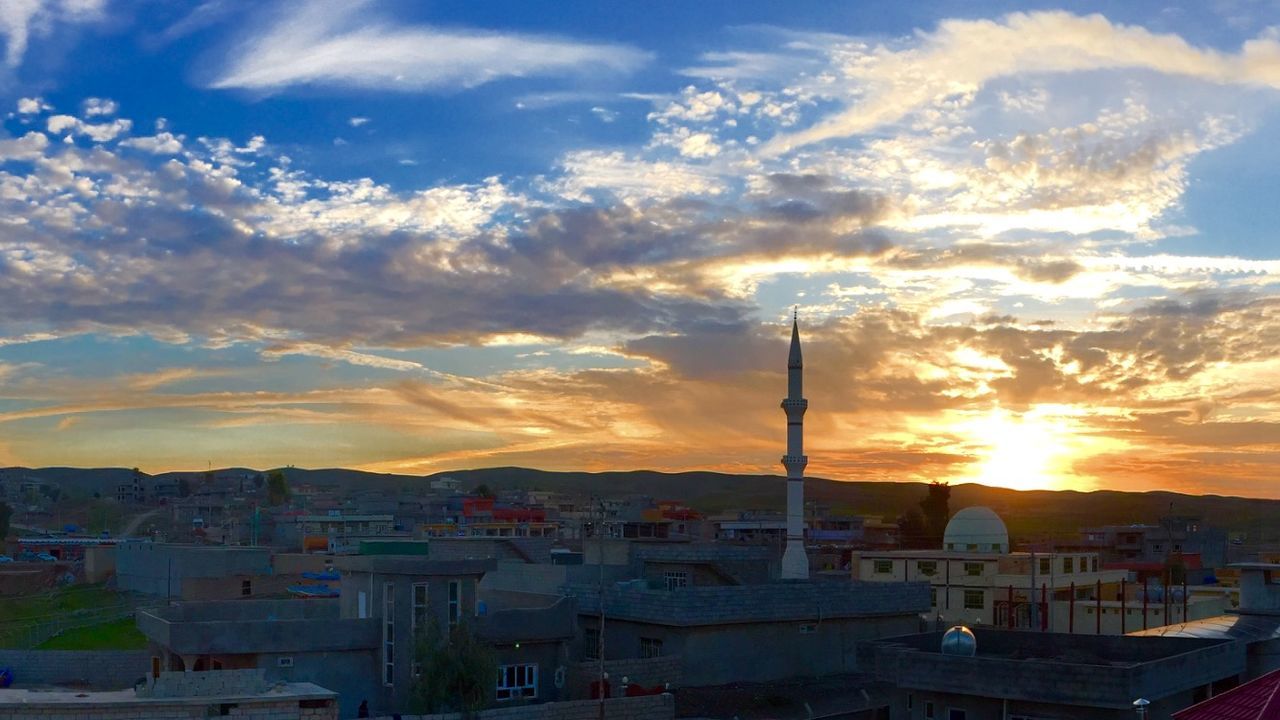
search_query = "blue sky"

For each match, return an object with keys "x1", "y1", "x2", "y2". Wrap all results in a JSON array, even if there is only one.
[{"x1": 3, "y1": 0, "x2": 1280, "y2": 497}]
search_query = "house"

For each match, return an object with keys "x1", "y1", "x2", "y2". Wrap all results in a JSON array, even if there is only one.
[
  {"x1": 569, "y1": 579, "x2": 929, "y2": 686},
  {"x1": 137, "y1": 544, "x2": 577, "y2": 716},
  {"x1": 863, "y1": 628, "x2": 1244, "y2": 720}
]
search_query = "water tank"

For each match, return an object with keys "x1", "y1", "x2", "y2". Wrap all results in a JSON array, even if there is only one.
[{"x1": 941, "y1": 625, "x2": 977, "y2": 657}]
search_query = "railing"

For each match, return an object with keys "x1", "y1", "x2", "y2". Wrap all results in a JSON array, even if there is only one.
[{"x1": 0, "y1": 592, "x2": 159, "y2": 649}]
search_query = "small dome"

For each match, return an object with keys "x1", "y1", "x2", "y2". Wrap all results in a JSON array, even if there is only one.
[
  {"x1": 943, "y1": 506, "x2": 1009, "y2": 553},
  {"x1": 941, "y1": 626, "x2": 976, "y2": 656}
]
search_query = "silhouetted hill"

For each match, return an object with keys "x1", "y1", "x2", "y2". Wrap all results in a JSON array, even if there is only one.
[{"x1": 3, "y1": 465, "x2": 1277, "y2": 542}]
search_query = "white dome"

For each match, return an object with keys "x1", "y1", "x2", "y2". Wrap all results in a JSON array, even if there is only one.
[{"x1": 943, "y1": 506, "x2": 1009, "y2": 554}]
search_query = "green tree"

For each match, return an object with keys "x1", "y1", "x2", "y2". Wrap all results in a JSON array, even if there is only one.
[
  {"x1": 919, "y1": 481, "x2": 951, "y2": 546},
  {"x1": 266, "y1": 470, "x2": 290, "y2": 506},
  {"x1": 408, "y1": 619, "x2": 497, "y2": 713},
  {"x1": 473, "y1": 484, "x2": 495, "y2": 499},
  {"x1": 0, "y1": 501, "x2": 11, "y2": 538}
]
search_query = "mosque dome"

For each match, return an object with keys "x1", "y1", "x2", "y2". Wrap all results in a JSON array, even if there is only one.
[
  {"x1": 943, "y1": 506, "x2": 1009, "y2": 554},
  {"x1": 941, "y1": 626, "x2": 977, "y2": 656}
]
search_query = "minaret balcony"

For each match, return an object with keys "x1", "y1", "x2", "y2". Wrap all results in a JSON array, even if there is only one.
[
  {"x1": 781, "y1": 454, "x2": 808, "y2": 467},
  {"x1": 780, "y1": 398, "x2": 809, "y2": 410}
]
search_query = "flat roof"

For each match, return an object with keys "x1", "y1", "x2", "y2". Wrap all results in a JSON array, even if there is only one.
[{"x1": 0, "y1": 682, "x2": 335, "y2": 708}]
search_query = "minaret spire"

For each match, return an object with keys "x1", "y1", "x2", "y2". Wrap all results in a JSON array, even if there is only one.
[{"x1": 781, "y1": 312, "x2": 809, "y2": 580}]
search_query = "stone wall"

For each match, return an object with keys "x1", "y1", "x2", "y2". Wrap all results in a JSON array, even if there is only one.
[
  {"x1": 0, "y1": 696, "x2": 337, "y2": 720},
  {"x1": 567, "y1": 656, "x2": 682, "y2": 699},
  {"x1": 370, "y1": 694, "x2": 673, "y2": 720},
  {"x1": 0, "y1": 649, "x2": 150, "y2": 689}
]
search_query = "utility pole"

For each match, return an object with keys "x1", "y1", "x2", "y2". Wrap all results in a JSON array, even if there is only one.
[{"x1": 596, "y1": 497, "x2": 607, "y2": 720}]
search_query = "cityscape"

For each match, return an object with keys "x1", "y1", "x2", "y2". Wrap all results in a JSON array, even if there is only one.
[{"x1": 0, "y1": 2, "x2": 1279, "y2": 720}]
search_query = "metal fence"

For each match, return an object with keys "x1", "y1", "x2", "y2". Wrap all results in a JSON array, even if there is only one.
[{"x1": 0, "y1": 590, "x2": 157, "y2": 649}]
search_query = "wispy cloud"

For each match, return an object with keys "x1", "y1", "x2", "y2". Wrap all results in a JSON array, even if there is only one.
[
  {"x1": 0, "y1": 0, "x2": 105, "y2": 67},
  {"x1": 210, "y1": 1, "x2": 652, "y2": 92}
]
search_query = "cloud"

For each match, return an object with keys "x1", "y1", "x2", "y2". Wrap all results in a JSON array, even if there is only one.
[
  {"x1": 210, "y1": 1, "x2": 652, "y2": 92},
  {"x1": 0, "y1": 0, "x2": 105, "y2": 67},
  {"x1": 763, "y1": 11, "x2": 1280, "y2": 155},
  {"x1": 16, "y1": 96, "x2": 51, "y2": 115},
  {"x1": 348, "y1": 116, "x2": 370, "y2": 127}
]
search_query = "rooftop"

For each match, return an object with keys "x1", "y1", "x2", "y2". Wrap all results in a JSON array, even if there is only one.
[
  {"x1": 569, "y1": 580, "x2": 930, "y2": 626},
  {"x1": 863, "y1": 629, "x2": 1243, "y2": 710},
  {"x1": 1173, "y1": 668, "x2": 1280, "y2": 720}
]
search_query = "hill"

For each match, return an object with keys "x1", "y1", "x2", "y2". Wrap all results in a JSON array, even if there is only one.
[{"x1": 2, "y1": 465, "x2": 1277, "y2": 543}]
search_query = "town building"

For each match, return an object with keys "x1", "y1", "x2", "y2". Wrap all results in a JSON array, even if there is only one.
[
  {"x1": 854, "y1": 507, "x2": 1169, "y2": 633},
  {"x1": 1131, "y1": 563, "x2": 1280, "y2": 681},
  {"x1": 1173, "y1": 667, "x2": 1280, "y2": 719},
  {"x1": 864, "y1": 627, "x2": 1244, "y2": 720},
  {"x1": 137, "y1": 543, "x2": 576, "y2": 716},
  {"x1": 0, "y1": 670, "x2": 337, "y2": 720},
  {"x1": 569, "y1": 579, "x2": 929, "y2": 686}
]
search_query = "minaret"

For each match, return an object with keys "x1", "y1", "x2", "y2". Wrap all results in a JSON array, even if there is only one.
[{"x1": 780, "y1": 311, "x2": 809, "y2": 580}]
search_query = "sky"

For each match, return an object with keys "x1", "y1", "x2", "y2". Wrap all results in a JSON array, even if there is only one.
[{"x1": 1, "y1": 0, "x2": 1280, "y2": 497}]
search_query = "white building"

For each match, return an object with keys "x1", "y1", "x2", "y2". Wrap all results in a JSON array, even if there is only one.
[{"x1": 856, "y1": 507, "x2": 1138, "y2": 631}]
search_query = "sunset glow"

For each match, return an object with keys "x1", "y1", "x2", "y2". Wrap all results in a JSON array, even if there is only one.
[{"x1": 0, "y1": 3, "x2": 1279, "y2": 497}]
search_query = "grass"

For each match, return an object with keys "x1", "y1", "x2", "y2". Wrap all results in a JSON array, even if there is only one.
[
  {"x1": 36, "y1": 617, "x2": 147, "y2": 650},
  {"x1": 0, "y1": 585, "x2": 129, "y2": 626}
]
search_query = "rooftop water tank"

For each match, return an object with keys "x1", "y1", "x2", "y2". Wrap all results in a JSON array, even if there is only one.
[{"x1": 941, "y1": 625, "x2": 977, "y2": 657}]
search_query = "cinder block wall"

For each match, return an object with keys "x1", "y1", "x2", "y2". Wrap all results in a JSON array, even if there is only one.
[
  {"x1": 0, "y1": 649, "x2": 150, "y2": 689},
  {"x1": 369, "y1": 694, "x2": 674, "y2": 720}
]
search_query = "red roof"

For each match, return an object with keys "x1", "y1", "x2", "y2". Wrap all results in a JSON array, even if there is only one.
[{"x1": 1173, "y1": 669, "x2": 1280, "y2": 720}]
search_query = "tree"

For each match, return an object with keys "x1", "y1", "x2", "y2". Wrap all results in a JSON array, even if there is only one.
[
  {"x1": 266, "y1": 470, "x2": 290, "y2": 506},
  {"x1": 253, "y1": 473, "x2": 265, "y2": 489},
  {"x1": 896, "y1": 508, "x2": 927, "y2": 549},
  {"x1": 473, "y1": 484, "x2": 495, "y2": 499},
  {"x1": 177, "y1": 478, "x2": 192, "y2": 498},
  {"x1": 0, "y1": 501, "x2": 10, "y2": 539},
  {"x1": 408, "y1": 619, "x2": 497, "y2": 713},
  {"x1": 919, "y1": 481, "x2": 951, "y2": 546}
]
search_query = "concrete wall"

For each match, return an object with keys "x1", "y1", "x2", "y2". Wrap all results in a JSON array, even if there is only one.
[
  {"x1": 84, "y1": 545, "x2": 116, "y2": 584},
  {"x1": 583, "y1": 613, "x2": 919, "y2": 686},
  {"x1": 116, "y1": 543, "x2": 273, "y2": 596},
  {"x1": 369, "y1": 694, "x2": 673, "y2": 720},
  {"x1": 0, "y1": 696, "x2": 337, "y2": 720},
  {"x1": 567, "y1": 657, "x2": 681, "y2": 699},
  {"x1": 890, "y1": 687, "x2": 1198, "y2": 720},
  {"x1": 0, "y1": 649, "x2": 149, "y2": 689}
]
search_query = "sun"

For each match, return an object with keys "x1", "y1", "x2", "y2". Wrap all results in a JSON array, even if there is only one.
[{"x1": 957, "y1": 407, "x2": 1077, "y2": 492}]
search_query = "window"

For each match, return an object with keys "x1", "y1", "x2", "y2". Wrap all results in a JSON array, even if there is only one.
[
  {"x1": 1062, "y1": 557, "x2": 1073, "y2": 573},
  {"x1": 964, "y1": 562, "x2": 983, "y2": 577},
  {"x1": 1039, "y1": 558, "x2": 1050, "y2": 575},
  {"x1": 448, "y1": 580, "x2": 461, "y2": 627},
  {"x1": 1091, "y1": 557, "x2": 1098, "y2": 572},
  {"x1": 664, "y1": 571, "x2": 689, "y2": 591},
  {"x1": 798, "y1": 623, "x2": 817, "y2": 634},
  {"x1": 948, "y1": 710, "x2": 967, "y2": 720},
  {"x1": 917, "y1": 561, "x2": 937, "y2": 577},
  {"x1": 640, "y1": 637, "x2": 663, "y2": 658},
  {"x1": 873, "y1": 560, "x2": 893, "y2": 574},
  {"x1": 276, "y1": 657, "x2": 293, "y2": 668},
  {"x1": 963, "y1": 590, "x2": 984, "y2": 610},
  {"x1": 925, "y1": 701, "x2": 936, "y2": 719},
  {"x1": 583, "y1": 627, "x2": 599, "y2": 660},
  {"x1": 908, "y1": 694, "x2": 914, "y2": 710},
  {"x1": 241, "y1": 579, "x2": 252, "y2": 597},
  {"x1": 930, "y1": 586, "x2": 938, "y2": 606},
  {"x1": 496, "y1": 663, "x2": 538, "y2": 701},
  {"x1": 411, "y1": 582, "x2": 428, "y2": 676},
  {"x1": 358, "y1": 591, "x2": 368, "y2": 619},
  {"x1": 382, "y1": 583, "x2": 395, "y2": 686},
  {"x1": 1151, "y1": 543, "x2": 1164, "y2": 554}
]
